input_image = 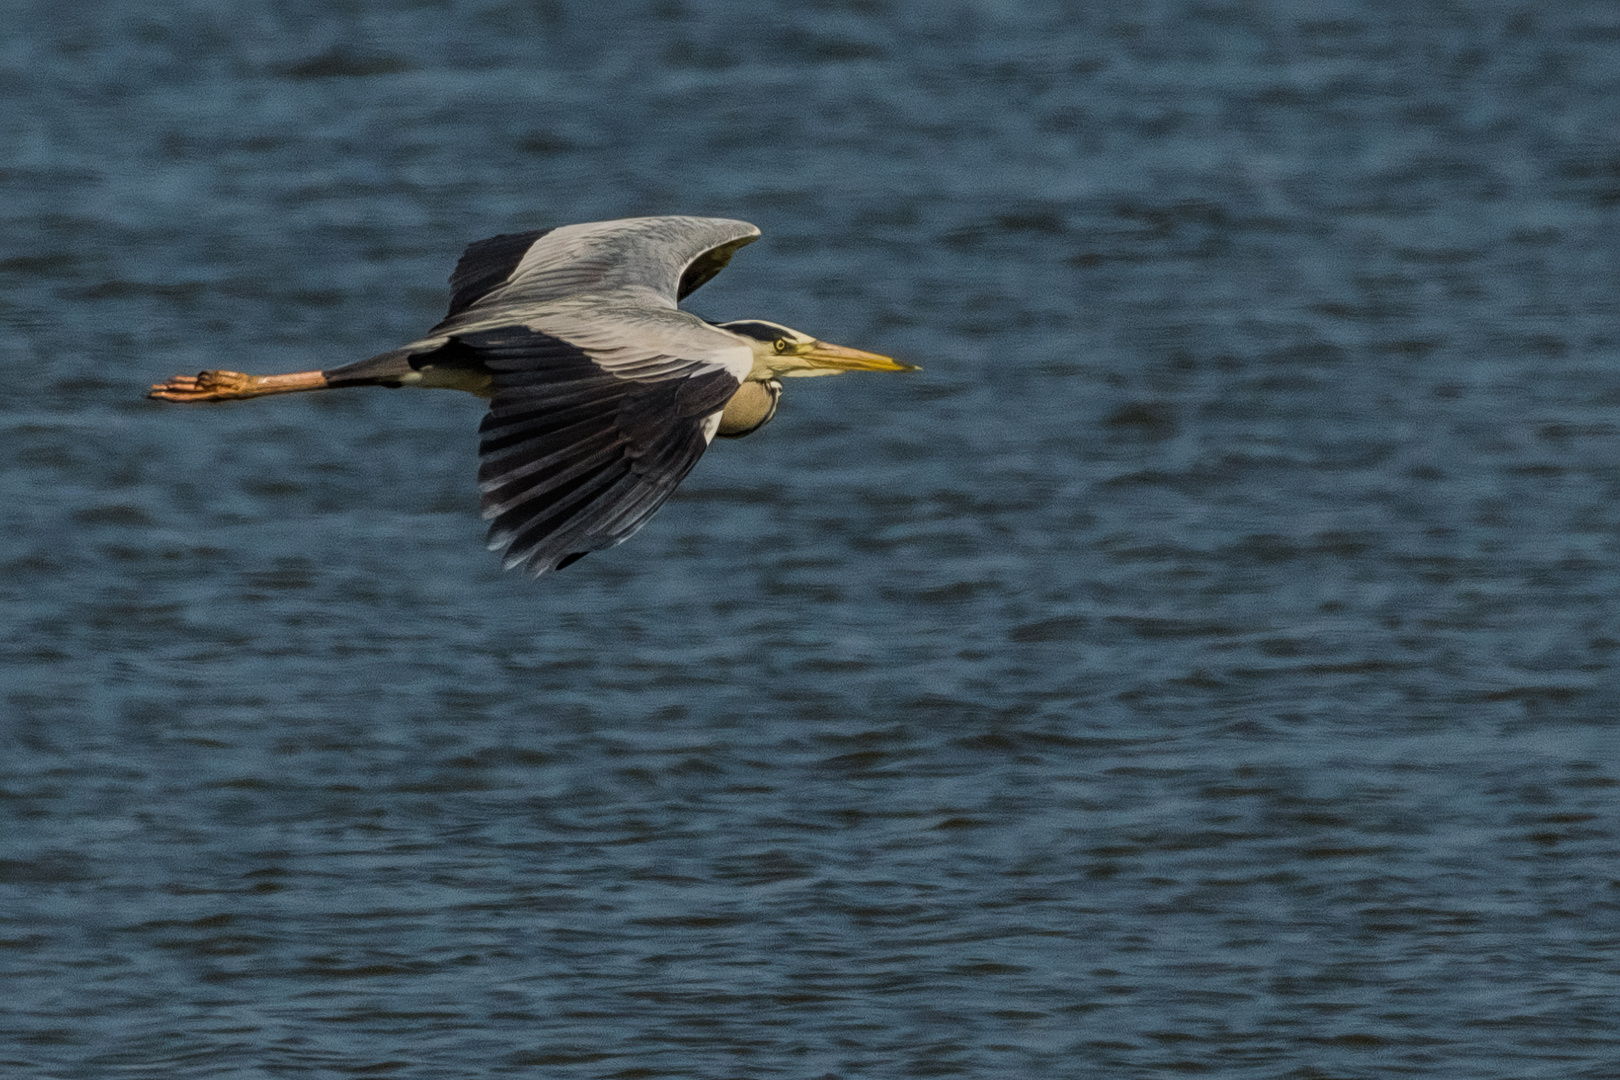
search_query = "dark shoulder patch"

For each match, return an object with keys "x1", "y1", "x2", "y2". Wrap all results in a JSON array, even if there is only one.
[
  {"x1": 444, "y1": 229, "x2": 554, "y2": 320},
  {"x1": 677, "y1": 234, "x2": 759, "y2": 300}
]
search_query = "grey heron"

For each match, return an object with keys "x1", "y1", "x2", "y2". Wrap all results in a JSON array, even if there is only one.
[{"x1": 149, "y1": 216, "x2": 915, "y2": 576}]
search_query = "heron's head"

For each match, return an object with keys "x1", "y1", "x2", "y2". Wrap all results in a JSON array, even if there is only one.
[{"x1": 719, "y1": 319, "x2": 917, "y2": 380}]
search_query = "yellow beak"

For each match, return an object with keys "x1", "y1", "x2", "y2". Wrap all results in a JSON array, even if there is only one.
[{"x1": 801, "y1": 340, "x2": 919, "y2": 372}]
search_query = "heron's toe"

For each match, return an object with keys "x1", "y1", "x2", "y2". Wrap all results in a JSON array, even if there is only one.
[
  {"x1": 148, "y1": 370, "x2": 252, "y2": 401},
  {"x1": 196, "y1": 370, "x2": 252, "y2": 393}
]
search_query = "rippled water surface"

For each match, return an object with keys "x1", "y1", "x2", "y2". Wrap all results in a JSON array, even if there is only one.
[{"x1": 4, "y1": 2, "x2": 1619, "y2": 1077}]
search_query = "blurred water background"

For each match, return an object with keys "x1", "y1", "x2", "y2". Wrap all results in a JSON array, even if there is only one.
[{"x1": 3, "y1": 1, "x2": 1619, "y2": 1077}]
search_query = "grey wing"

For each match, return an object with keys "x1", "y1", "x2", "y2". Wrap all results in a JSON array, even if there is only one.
[
  {"x1": 434, "y1": 216, "x2": 759, "y2": 330},
  {"x1": 462, "y1": 325, "x2": 743, "y2": 576}
]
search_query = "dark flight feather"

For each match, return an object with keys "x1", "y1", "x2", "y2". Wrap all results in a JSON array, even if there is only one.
[
  {"x1": 446, "y1": 327, "x2": 739, "y2": 576},
  {"x1": 441, "y1": 229, "x2": 554, "y2": 322},
  {"x1": 677, "y1": 235, "x2": 759, "y2": 299}
]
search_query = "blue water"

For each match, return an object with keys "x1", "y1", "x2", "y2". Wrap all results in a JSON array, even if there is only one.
[{"x1": 3, "y1": 2, "x2": 1618, "y2": 1077}]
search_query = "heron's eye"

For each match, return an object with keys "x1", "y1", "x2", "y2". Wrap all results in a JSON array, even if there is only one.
[{"x1": 773, "y1": 338, "x2": 791, "y2": 354}]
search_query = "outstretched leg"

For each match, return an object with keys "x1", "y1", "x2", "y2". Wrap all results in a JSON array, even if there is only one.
[{"x1": 148, "y1": 369, "x2": 328, "y2": 402}]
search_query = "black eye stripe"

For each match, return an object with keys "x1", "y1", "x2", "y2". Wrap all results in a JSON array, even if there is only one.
[{"x1": 722, "y1": 321, "x2": 789, "y2": 342}]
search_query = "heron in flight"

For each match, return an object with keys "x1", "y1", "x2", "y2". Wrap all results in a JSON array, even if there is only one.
[{"x1": 150, "y1": 216, "x2": 915, "y2": 575}]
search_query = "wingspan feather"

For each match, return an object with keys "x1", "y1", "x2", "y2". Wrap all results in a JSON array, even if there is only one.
[
  {"x1": 447, "y1": 325, "x2": 741, "y2": 576},
  {"x1": 432, "y1": 217, "x2": 760, "y2": 331},
  {"x1": 443, "y1": 229, "x2": 554, "y2": 320}
]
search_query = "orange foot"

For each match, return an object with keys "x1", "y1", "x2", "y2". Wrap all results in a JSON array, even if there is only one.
[{"x1": 148, "y1": 369, "x2": 326, "y2": 402}]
